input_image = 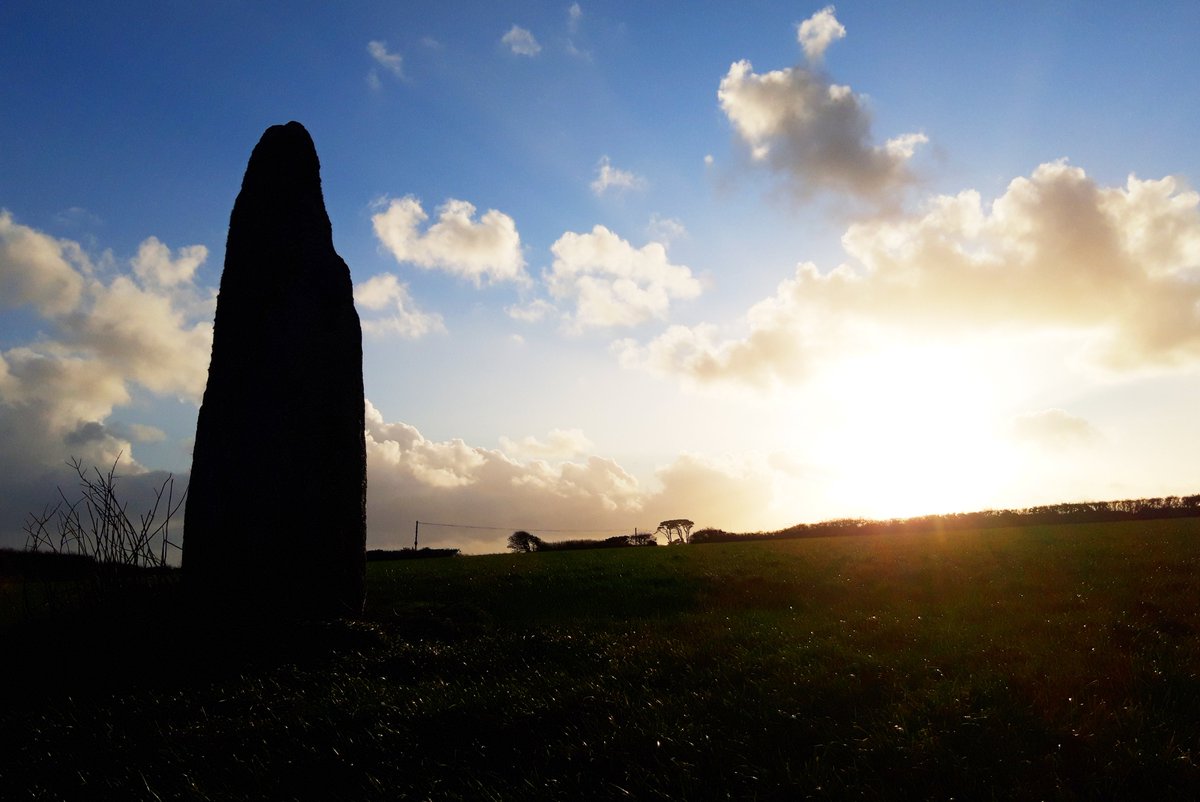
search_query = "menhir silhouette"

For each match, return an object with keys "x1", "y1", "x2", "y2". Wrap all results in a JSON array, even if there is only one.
[{"x1": 183, "y1": 121, "x2": 366, "y2": 618}]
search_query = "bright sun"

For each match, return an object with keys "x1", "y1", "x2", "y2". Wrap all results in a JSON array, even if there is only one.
[{"x1": 811, "y1": 342, "x2": 1023, "y2": 520}]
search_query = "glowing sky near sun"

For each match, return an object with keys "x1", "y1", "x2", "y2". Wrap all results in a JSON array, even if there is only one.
[{"x1": 2, "y1": 2, "x2": 1199, "y2": 552}]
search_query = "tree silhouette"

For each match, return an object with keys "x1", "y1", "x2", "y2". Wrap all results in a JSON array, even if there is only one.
[
  {"x1": 655, "y1": 519, "x2": 694, "y2": 545},
  {"x1": 507, "y1": 531, "x2": 543, "y2": 553}
]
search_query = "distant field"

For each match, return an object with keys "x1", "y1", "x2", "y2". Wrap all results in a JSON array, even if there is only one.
[{"x1": 2, "y1": 519, "x2": 1199, "y2": 799}]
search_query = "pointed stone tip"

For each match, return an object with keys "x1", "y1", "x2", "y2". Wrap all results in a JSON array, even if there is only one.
[
  {"x1": 263, "y1": 120, "x2": 313, "y2": 145},
  {"x1": 242, "y1": 121, "x2": 321, "y2": 193}
]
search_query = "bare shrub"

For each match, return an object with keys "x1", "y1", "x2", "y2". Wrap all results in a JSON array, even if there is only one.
[{"x1": 22, "y1": 456, "x2": 185, "y2": 607}]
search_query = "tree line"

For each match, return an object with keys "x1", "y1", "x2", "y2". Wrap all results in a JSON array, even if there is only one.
[
  {"x1": 690, "y1": 494, "x2": 1200, "y2": 545},
  {"x1": 507, "y1": 531, "x2": 657, "y2": 553}
]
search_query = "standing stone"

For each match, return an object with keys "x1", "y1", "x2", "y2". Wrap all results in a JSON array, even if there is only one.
[{"x1": 184, "y1": 122, "x2": 366, "y2": 618}]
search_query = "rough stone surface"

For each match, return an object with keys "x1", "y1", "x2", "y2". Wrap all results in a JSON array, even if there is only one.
[{"x1": 183, "y1": 122, "x2": 366, "y2": 618}]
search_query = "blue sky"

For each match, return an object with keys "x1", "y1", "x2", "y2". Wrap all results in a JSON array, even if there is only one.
[{"x1": 3, "y1": 2, "x2": 1200, "y2": 552}]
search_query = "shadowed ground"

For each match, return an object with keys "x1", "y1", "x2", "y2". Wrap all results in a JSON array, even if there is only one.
[{"x1": 2, "y1": 519, "x2": 1198, "y2": 799}]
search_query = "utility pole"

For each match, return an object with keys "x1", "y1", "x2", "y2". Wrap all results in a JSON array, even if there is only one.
[{"x1": 413, "y1": 520, "x2": 419, "y2": 550}]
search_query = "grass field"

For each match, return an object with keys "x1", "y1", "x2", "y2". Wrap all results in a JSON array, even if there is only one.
[{"x1": 2, "y1": 519, "x2": 1199, "y2": 799}]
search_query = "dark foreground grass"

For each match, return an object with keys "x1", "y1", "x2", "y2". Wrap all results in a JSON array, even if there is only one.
[{"x1": 2, "y1": 519, "x2": 1198, "y2": 799}]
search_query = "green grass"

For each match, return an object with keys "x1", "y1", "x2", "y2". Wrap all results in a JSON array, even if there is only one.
[{"x1": 2, "y1": 519, "x2": 1199, "y2": 799}]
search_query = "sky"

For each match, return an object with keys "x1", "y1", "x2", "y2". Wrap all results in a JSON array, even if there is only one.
[{"x1": 3, "y1": 2, "x2": 1200, "y2": 554}]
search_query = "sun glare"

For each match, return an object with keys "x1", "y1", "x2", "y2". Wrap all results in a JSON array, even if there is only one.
[{"x1": 812, "y1": 343, "x2": 1022, "y2": 520}]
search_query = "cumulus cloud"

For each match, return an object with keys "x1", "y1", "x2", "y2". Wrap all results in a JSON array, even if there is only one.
[
  {"x1": 718, "y1": 32, "x2": 925, "y2": 202},
  {"x1": 74, "y1": 273, "x2": 214, "y2": 398},
  {"x1": 365, "y1": 401, "x2": 638, "y2": 537},
  {"x1": 0, "y1": 213, "x2": 212, "y2": 400},
  {"x1": 797, "y1": 5, "x2": 846, "y2": 63},
  {"x1": 0, "y1": 209, "x2": 88, "y2": 316},
  {"x1": 614, "y1": 264, "x2": 829, "y2": 389},
  {"x1": 354, "y1": 272, "x2": 446, "y2": 338},
  {"x1": 1012, "y1": 409, "x2": 1102, "y2": 449},
  {"x1": 364, "y1": 401, "x2": 783, "y2": 552},
  {"x1": 132, "y1": 236, "x2": 206, "y2": 288},
  {"x1": 371, "y1": 196, "x2": 527, "y2": 286},
  {"x1": 547, "y1": 225, "x2": 702, "y2": 331},
  {"x1": 619, "y1": 162, "x2": 1200, "y2": 387},
  {"x1": 502, "y1": 25, "x2": 541, "y2": 56},
  {"x1": 591, "y1": 156, "x2": 646, "y2": 196},
  {"x1": 0, "y1": 215, "x2": 214, "y2": 547}
]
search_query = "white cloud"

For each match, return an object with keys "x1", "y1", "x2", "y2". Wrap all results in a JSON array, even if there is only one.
[
  {"x1": 74, "y1": 272, "x2": 213, "y2": 398},
  {"x1": 0, "y1": 209, "x2": 88, "y2": 316},
  {"x1": 371, "y1": 196, "x2": 527, "y2": 286},
  {"x1": 367, "y1": 40, "x2": 404, "y2": 77},
  {"x1": 568, "y1": 3, "x2": 583, "y2": 34},
  {"x1": 0, "y1": 216, "x2": 213, "y2": 401},
  {"x1": 547, "y1": 225, "x2": 702, "y2": 330},
  {"x1": 132, "y1": 236, "x2": 207, "y2": 288},
  {"x1": 590, "y1": 156, "x2": 647, "y2": 196},
  {"x1": 718, "y1": 54, "x2": 925, "y2": 202},
  {"x1": 354, "y1": 272, "x2": 446, "y2": 338},
  {"x1": 797, "y1": 5, "x2": 846, "y2": 63},
  {"x1": 502, "y1": 25, "x2": 541, "y2": 56},
  {"x1": 618, "y1": 162, "x2": 1200, "y2": 388},
  {"x1": 500, "y1": 428, "x2": 594, "y2": 460}
]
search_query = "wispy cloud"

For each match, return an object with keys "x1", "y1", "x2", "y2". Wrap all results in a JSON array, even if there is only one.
[
  {"x1": 565, "y1": 3, "x2": 591, "y2": 59},
  {"x1": 366, "y1": 40, "x2": 404, "y2": 89},
  {"x1": 367, "y1": 40, "x2": 404, "y2": 76},
  {"x1": 646, "y1": 214, "x2": 687, "y2": 246}
]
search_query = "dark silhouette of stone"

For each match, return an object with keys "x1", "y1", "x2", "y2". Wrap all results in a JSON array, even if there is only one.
[{"x1": 183, "y1": 121, "x2": 366, "y2": 618}]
